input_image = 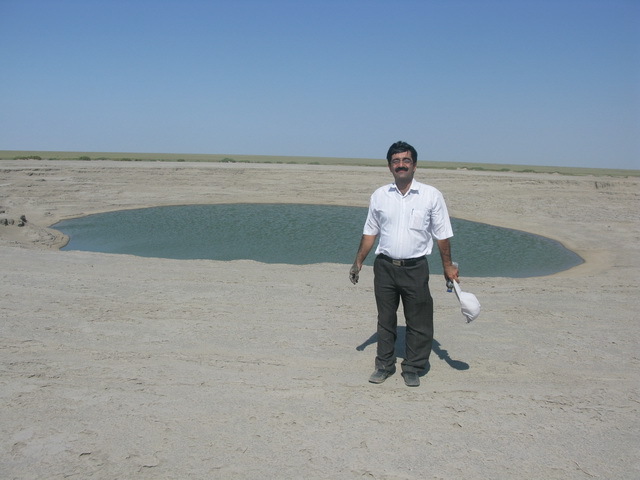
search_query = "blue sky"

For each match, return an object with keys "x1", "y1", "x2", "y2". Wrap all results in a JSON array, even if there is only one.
[{"x1": 1, "y1": 0, "x2": 638, "y2": 169}]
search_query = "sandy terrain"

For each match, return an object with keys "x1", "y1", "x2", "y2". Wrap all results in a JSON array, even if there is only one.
[{"x1": 1, "y1": 160, "x2": 638, "y2": 479}]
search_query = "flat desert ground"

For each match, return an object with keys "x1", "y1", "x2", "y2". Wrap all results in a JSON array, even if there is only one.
[{"x1": 1, "y1": 160, "x2": 638, "y2": 479}]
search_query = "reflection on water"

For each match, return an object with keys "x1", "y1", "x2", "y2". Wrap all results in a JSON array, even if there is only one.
[{"x1": 54, "y1": 204, "x2": 583, "y2": 277}]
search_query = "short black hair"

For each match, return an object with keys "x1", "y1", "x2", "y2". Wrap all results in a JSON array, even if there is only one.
[{"x1": 386, "y1": 141, "x2": 418, "y2": 163}]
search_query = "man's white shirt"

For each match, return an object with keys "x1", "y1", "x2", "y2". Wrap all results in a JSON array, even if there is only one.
[{"x1": 363, "y1": 179, "x2": 454, "y2": 259}]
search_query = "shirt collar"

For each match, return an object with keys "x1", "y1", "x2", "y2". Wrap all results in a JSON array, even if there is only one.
[{"x1": 389, "y1": 180, "x2": 419, "y2": 196}]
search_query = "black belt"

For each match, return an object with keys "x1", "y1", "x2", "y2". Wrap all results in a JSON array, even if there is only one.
[{"x1": 377, "y1": 254, "x2": 426, "y2": 267}]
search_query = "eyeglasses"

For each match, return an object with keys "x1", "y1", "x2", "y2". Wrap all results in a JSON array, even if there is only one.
[{"x1": 390, "y1": 158, "x2": 414, "y2": 165}]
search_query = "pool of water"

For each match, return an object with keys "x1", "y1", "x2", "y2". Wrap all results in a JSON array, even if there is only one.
[{"x1": 54, "y1": 204, "x2": 583, "y2": 277}]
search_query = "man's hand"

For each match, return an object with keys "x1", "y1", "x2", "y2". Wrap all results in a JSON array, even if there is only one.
[
  {"x1": 444, "y1": 263, "x2": 459, "y2": 284},
  {"x1": 437, "y1": 238, "x2": 459, "y2": 285},
  {"x1": 349, "y1": 263, "x2": 360, "y2": 285},
  {"x1": 350, "y1": 235, "x2": 376, "y2": 285}
]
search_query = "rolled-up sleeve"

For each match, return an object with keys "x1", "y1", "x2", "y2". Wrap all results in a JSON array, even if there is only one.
[
  {"x1": 430, "y1": 192, "x2": 454, "y2": 240},
  {"x1": 362, "y1": 197, "x2": 380, "y2": 236}
]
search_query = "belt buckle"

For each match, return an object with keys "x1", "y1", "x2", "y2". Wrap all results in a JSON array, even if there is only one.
[{"x1": 392, "y1": 259, "x2": 403, "y2": 267}]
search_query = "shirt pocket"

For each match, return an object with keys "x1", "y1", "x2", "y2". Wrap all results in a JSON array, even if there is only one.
[{"x1": 409, "y1": 208, "x2": 426, "y2": 231}]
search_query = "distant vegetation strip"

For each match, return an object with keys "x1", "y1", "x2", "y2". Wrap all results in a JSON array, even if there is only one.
[{"x1": 1, "y1": 150, "x2": 637, "y2": 177}]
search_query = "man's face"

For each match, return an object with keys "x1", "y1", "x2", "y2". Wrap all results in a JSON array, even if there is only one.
[{"x1": 388, "y1": 151, "x2": 416, "y2": 183}]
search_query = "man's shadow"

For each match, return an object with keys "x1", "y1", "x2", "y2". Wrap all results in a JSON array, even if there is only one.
[{"x1": 356, "y1": 326, "x2": 469, "y2": 371}]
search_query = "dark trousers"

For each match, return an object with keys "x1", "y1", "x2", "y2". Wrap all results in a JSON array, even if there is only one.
[{"x1": 373, "y1": 256, "x2": 434, "y2": 374}]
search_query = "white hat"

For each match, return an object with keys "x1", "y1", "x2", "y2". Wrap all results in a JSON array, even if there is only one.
[{"x1": 452, "y1": 281, "x2": 481, "y2": 323}]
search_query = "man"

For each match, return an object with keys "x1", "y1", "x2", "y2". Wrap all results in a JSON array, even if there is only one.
[{"x1": 349, "y1": 141, "x2": 459, "y2": 387}]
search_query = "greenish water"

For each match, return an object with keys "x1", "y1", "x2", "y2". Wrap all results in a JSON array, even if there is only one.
[{"x1": 54, "y1": 204, "x2": 583, "y2": 277}]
